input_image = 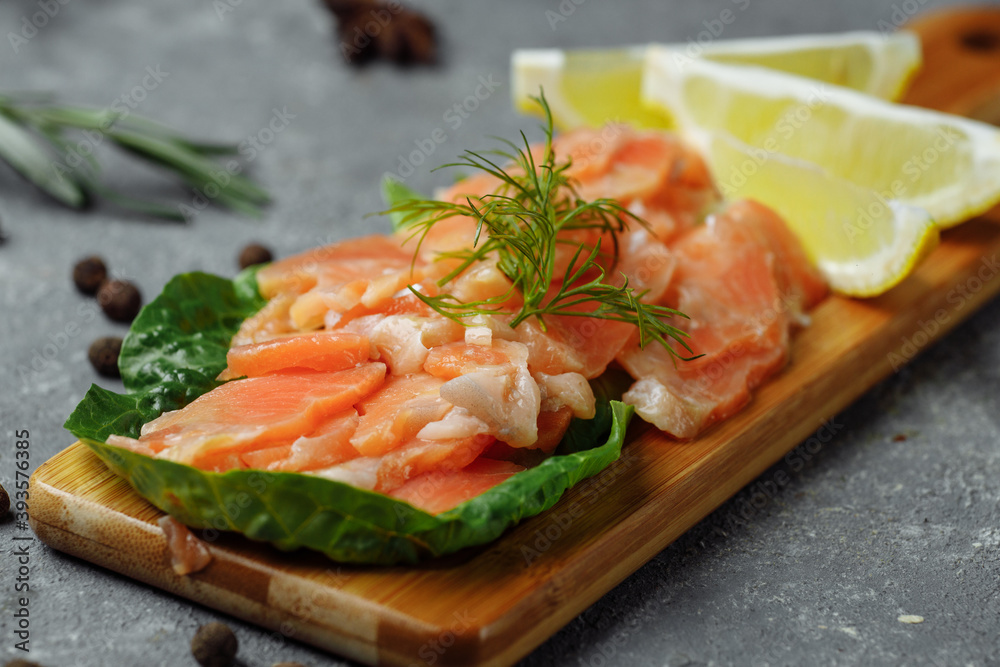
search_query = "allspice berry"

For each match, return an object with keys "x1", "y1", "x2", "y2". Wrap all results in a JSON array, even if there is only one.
[
  {"x1": 0, "y1": 483, "x2": 9, "y2": 517},
  {"x1": 239, "y1": 243, "x2": 274, "y2": 269},
  {"x1": 191, "y1": 622, "x2": 238, "y2": 667},
  {"x1": 72, "y1": 256, "x2": 108, "y2": 295},
  {"x1": 375, "y1": 10, "x2": 436, "y2": 65},
  {"x1": 5, "y1": 659, "x2": 46, "y2": 667},
  {"x1": 97, "y1": 280, "x2": 142, "y2": 323},
  {"x1": 88, "y1": 337, "x2": 123, "y2": 378},
  {"x1": 272, "y1": 663, "x2": 308, "y2": 667}
]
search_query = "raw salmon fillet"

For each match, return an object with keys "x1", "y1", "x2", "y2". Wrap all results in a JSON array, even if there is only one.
[
  {"x1": 256, "y1": 235, "x2": 412, "y2": 298},
  {"x1": 240, "y1": 409, "x2": 361, "y2": 472},
  {"x1": 619, "y1": 200, "x2": 827, "y2": 438},
  {"x1": 219, "y1": 332, "x2": 370, "y2": 380},
  {"x1": 115, "y1": 363, "x2": 386, "y2": 471},
  {"x1": 389, "y1": 458, "x2": 526, "y2": 515},
  {"x1": 351, "y1": 373, "x2": 451, "y2": 457},
  {"x1": 309, "y1": 432, "x2": 496, "y2": 493},
  {"x1": 124, "y1": 124, "x2": 826, "y2": 515}
]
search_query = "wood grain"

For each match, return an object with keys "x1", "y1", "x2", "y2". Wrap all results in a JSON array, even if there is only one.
[
  {"x1": 902, "y1": 6, "x2": 1000, "y2": 120},
  {"x1": 28, "y1": 9, "x2": 1000, "y2": 666}
]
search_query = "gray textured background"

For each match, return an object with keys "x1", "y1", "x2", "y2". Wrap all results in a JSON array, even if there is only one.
[{"x1": 2, "y1": 0, "x2": 999, "y2": 665}]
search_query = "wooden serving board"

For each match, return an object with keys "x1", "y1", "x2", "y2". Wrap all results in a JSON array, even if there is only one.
[{"x1": 28, "y1": 8, "x2": 1000, "y2": 666}]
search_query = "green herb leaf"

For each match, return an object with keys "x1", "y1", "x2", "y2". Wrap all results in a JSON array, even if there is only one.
[
  {"x1": 108, "y1": 130, "x2": 270, "y2": 206},
  {"x1": 0, "y1": 110, "x2": 85, "y2": 207},
  {"x1": 381, "y1": 176, "x2": 428, "y2": 232},
  {"x1": 25, "y1": 105, "x2": 120, "y2": 132},
  {"x1": 65, "y1": 268, "x2": 634, "y2": 564},
  {"x1": 118, "y1": 268, "x2": 265, "y2": 395},
  {"x1": 64, "y1": 385, "x2": 155, "y2": 442},
  {"x1": 382, "y1": 91, "x2": 696, "y2": 360},
  {"x1": 0, "y1": 95, "x2": 269, "y2": 220}
]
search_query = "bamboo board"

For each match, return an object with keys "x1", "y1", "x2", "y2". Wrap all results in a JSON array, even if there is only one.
[{"x1": 28, "y1": 8, "x2": 1000, "y2": 666}]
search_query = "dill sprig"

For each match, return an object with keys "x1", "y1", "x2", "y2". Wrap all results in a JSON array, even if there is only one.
[
  {"x1": 384, "y1": 91, "x2": 695, "y2": 358},
  {"x1": 0, "y1": 92, "x2": 269, "y2": 220}
]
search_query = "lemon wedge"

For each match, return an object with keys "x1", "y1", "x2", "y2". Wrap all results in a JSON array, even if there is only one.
[
  {"x1": 640, "y1": 49, "x2": 1000, "y2": 228},
  {"x1": 705, "y1": 131, "x2": 939, "y2": 296},
  {"x1": 635, "y1": 49, "x2": 1000, "y2": 295},
  {"x1": 512, "y1": 31, "x2": 921, "y2": 130}
]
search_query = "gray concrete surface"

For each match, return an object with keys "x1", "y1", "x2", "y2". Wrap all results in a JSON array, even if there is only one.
[{"x1": 1, "y1": 0, "x2": 998, "y2": 665}]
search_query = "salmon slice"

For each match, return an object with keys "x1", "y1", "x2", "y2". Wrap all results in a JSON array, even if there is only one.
[
  {"x1": 397, "y1": 214, "x2": 480, "y2": 270},
  {"x1": 555, "y1": 125, "x2": 629, "y2": 182},
  {"x1": 134, "y1": 363, "x2": 386, "y2": 470},
  {"x1": 532, "y1": 406, "x2": 574, "y2": 454},
  {"x1": 339, "y1": 312, "x2": 466, "y2": 362},
  {"x1": 433, "y1": 132, "x2": 601, "y2": 200},
  {"x1": 619, "y1": 200, "x2": 824, "y2": 438},
  {"x1": 574, "y1": 132, "x2": 678, "y2": 203},
  {"x1": 436, "y1": 340, "x2": 541, "y2": 447},
  {"x1": 241, "y1": 409, "x2": 360, "y2": 472},
  {"x1": 231, "y1": 293, "x2": 298, "y2": 347},
  {"x1": 480, "y1": 405, "x2": 574, "y2": 469},
  {"x1": 545, "y1": 231, "x2": 673, "y2": 379},
  {"x1": 256, "y1": 235, "x2": 412, "y2": 298},
  {"x1": 415, "y1": 406, "x2": 490, "y2": 441},
  {"x1": 447, "y1": 258, "x2": 518, "y2": 306},
  {"x1": 519, "y1": 229, "x2": 676, "y2": 380},
  {"x1": 288, "y1": 278, "x2": 367, "y2": 331},
  {"x1": 613, "y1": 229, "x2": 677, "y2": 299},
  {"x1": 368, "y1": 316, "x2": 432, "y2": 374},
  {"x1": 509, "y1": 317, "x2": 586, "y2": 375},
  {"x1": 158, "y1": 516, "x2": 212, "y2": 576},
  {"x1": 388, "y1": 457, "x2": 525, "y2": 515},
  {"x1": 726, "y1": 200, "x2": 827, "y2": 319},
  {"x1": 333, "y1": 292, "x2": 434, "y2": 329},
  {"x1": 404, "y1": 125, "x2": 714, "y2": 299},
  {"x1": 548, "y1": 315, "x2": 633, "y2": 380},
  {"x1": 350, "y1": 373, "x2": 451, "y2": 457},
  {"x1": 280, "y1": 410, "x2": 360, "y2": 471},
  {"x1": 536, "y1": 372, "x2": 595, "y2": 419},
  {"x1": 423, "y1": 341, "x2": 514, "y2": 380},
  {"x1": 218, "y1": 332, "x2": 370, "y2": 380},
  {"x1": 624, "y1": 349, "x2": 786, "y2": 439},
  {"x1": 240, "y1": 443, "x2": 293, "y2": 470},
  {"x1": 555, "y1": 127, "x2": 719, "y2": 244},
  {"x1": 311, "y1": 432, "x2": 495, "y2": 494},
  {"x1": 288, "y1": 263, "x2": 421, "y2": 331},
  {"x1": 635, "y1": 140, "x2": 720, "y2": 243},
  {"x1": 375, "y1": 433, "x2": 495, "y2": 492}
]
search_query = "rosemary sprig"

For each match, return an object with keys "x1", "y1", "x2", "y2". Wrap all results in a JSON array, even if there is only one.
[
  {"x1": 384, "y1": 91, "x2": 696, "y2": 358},
  {"x1": 0, "y1": 93, "x2": 270, "y2": 220}
]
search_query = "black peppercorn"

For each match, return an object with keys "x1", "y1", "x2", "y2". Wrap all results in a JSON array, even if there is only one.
[
  {"x1": 72, "y1": 256, "x2": 108, "y2": 295},
  {"x1": 272, "y1": 663, "x2": 308, "y2": 667},
  {"x1": 97, "y1": 280, "x2": 142, "y2": 323},
  {"x1": 88, "y1": 337, "x2": 123, "y2": 378},
  {"x1": 191, "y1": 622, "x2": 238, "y2": 667},
  {"x1": 5, "y1": 660, "x2": 46, "y2": 667},
  {"x1": 239, "y1": 243, "x2": 274, "y2": 269},
  {"x1": 0, "y1": 483, "x2": 9, "y2": 517}
]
